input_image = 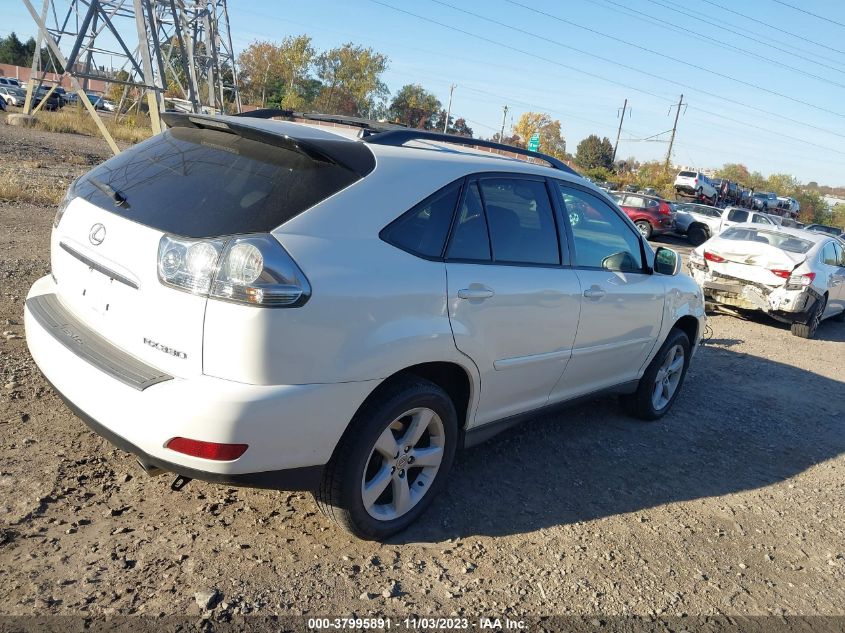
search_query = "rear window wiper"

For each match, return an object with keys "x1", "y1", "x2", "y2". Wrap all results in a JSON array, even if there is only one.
[{"x1": 88, "y1": 176, "x2": 129, "y2": 208}]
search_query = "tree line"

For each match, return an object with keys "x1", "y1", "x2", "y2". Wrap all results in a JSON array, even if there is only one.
[
  {"x1": 0, "y1": 32, "x2": 54, "y2": 72},
  {"x1": 237, "y1": 36, "x2": 473, "y2": 134}
]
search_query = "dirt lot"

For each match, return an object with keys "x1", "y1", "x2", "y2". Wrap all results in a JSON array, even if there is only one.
[{"x1": 0, "y1": 121, "x2": 844, "y2": 625}]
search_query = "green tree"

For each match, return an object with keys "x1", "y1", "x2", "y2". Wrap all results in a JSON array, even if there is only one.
[
  {"x1": 0, "y1": 32, "x2": 28, "y2": 66},
  {"x1": 237, "y1": 36, "x2": 316, "y2": 108},
  {"x1": 795, "y1": 190, "x2": 828, "y2": 224},
  {"x1": 714, "y1": 163, "x2": 751, "y2": 185},
  {"x1": 513, "y1": 112, "x2": 566, "y2": 160},
  {"x1": 430, "y1": 110, "x2": 473, "y2": 136},
  {"x1": 390, "y1": 84, "x2": 440, "y2": 128},
  {"x1": 766, "y1": 173, "x2": 800, "y2": 196},
  {"x1": 830, "y1": 203, "x2": 845, "y2": 228},
  {"x1": 314, "y1": 43, "x2": 389, "y2": 116},
  {"x1": 575, "y1": 134, "x2": 614, "y2": 171}
]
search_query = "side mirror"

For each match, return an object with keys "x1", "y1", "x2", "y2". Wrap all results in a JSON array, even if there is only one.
[{"x1": 654, "y1": 246, "x2": 681, "y2": 276}]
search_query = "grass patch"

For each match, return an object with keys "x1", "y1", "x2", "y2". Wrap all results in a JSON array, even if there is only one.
[
  {"x1": 0, "y1": 165, "x2": 66, "y2": 206},
  {"x1": 33, "y1": 109, "x2": 153, "y2": 145}
]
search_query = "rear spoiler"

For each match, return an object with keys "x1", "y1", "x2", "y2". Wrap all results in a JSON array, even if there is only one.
[{"x1": 161, "y1": 112, "x2": 375, "y2": 178}]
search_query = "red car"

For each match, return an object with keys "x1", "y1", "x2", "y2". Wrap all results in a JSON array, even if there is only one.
[{"x1": 612, "y1": 193, "x2": 674, "y2": 239}]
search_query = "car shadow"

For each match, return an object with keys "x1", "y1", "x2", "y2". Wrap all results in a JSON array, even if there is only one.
[
  {"x1": 730, "y1": 307, "x2": 845, "y2": 343},
  {"x1": 393, "y1": 345, "x2": 845, "y2": 542}
]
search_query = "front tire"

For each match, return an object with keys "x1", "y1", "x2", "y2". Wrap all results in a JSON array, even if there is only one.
[
  {"x1": 791, "y1": 294, "x2": 826, "y2": 339},
  {"x1": 315, "y1": 377, "x2": 457, "y2": 540},
  {"x1": 635, "y1": 220, "x2": 653, "y2": 239},
  {"x1": 622, "y1": 328, "x2": 691, "y2": 421}
]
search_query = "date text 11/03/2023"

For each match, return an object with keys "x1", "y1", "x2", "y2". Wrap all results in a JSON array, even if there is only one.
[{"x1": 307, "y1": 617, "x2": 527, "y2": 630}]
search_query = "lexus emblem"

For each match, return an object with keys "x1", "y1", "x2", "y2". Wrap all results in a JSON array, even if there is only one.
[{"x1": 88, "y1": 223, "x2": 106, "y2": 246}]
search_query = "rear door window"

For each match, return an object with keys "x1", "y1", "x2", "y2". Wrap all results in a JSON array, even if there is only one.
[
  {"x1": 447, "y1": 182, "x2": 491, "y2": 261},
  {"x1": 623, "y1": 195, "x2": 646, "y2": 208},
  {"x1": 478, "y1": 178, "x2": 560, "y2": 265},
  {"x1": 74, "y1": 125, "x2": 370, "y2": 238},
  {"x1": 752, "y1": 214, "x2": 773, "y2": 225}
]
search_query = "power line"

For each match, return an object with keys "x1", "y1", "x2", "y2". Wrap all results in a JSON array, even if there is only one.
[
  {"x1": 504, "y1": 0, "x2": 845, "y2": 94},
  {"x1": 584, "y1": 0, "x2": 845, "y2": 81},
  {"x1": 769, "y1": 0, "x2": 845, "y2": 30},
  {"x1": 699, "y1": 0, "x2": 845, "y2": 57},
  {"x1": 232, "y1": 2, "x2": 845, "y2": 162},
  {"x1": 643, "y1": 0, "x2": 845, "y2": 70},
  {"x1": 421, "y1": 0, "x2": 845, "y2": 125}
]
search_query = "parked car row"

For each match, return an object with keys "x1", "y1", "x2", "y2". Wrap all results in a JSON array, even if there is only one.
[{"x1": 0, "y1": 77, "x2": 114, "y2": 112}]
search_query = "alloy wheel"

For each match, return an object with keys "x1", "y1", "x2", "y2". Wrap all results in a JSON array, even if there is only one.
[
  {"x1": 651, "y1": 344, "x2": 685, "y2": 410},
  {"x1": 360, "y1": 407, "x2": 445, "y2": 521}
]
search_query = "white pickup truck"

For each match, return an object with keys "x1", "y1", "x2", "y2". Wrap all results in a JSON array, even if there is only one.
[{"x1": 673, "y1": 204, "x2": 778, "y2": 245}]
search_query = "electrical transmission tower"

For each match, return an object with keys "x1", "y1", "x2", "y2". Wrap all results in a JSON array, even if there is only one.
[{"x1": 21, "y1": 0, "x2": 240, "y2": 153}]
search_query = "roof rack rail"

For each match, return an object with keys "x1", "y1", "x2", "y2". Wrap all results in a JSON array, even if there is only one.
[
  {"x1": 363, "y1": 129, "x2": 579, "y2": 175},
  {"x1": 234, "y1": 109, "x2": 405, "y2": 135}
]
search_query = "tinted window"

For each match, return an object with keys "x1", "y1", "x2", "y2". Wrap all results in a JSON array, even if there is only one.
[
  {"x1": 74, "y1": 126, "x2": 369, "y2": 238},
  {"x1": 679, "y1": 171, "x2": 696, "y2": 178},
  {"x1": 447, "y1": 183, "x2": 490, "y2": 261},
  {"x1": 381, "y1": 181, "x2": 461, "y2": 258},
  {"x1": 479, "y1": 179, "x2": 559, "y2": 265},
  {"x1": 727, "y1": 209, "x2": 749, "y2": 222},
  {"x1": 556, "y1": 184, "x2": 643, "y2": 272},
  {"x1": 752, "y1": 214, "x2": 772, "y2": 225}
]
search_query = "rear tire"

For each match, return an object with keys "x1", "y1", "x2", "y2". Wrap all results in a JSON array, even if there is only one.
[
  {"x1": 315, "y1": 377, "x2": 457, "y2": 540},
  {"x1": 622, "y1": 328, "x2": 691, "y2": 421},
  {"x1": 790, "y1": 295, "x2": 826, "y2": 339},
  {"x1": 688, "y1": 225, "x2": 709, "y2": 246},
  {"x1": 635, "y1": 220, "x2": 653, "y2": 239}
]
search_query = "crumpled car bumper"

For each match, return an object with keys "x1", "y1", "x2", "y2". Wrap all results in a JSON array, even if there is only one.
[{"x1": 689, "y1": 266, "x2": 821, "y2": 322}]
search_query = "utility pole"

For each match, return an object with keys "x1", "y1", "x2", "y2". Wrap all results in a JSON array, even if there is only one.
[
  {"x1": 500, "y1": 104, "x2": 509, "y2": 142},
  {"x1": 444, "y1": 83, "x2": 456, "y2": 133},
  {"x1": 665, "y1": 93, "x2": 686, "y2": 172},
  {"x1": 612, "y1": 98, "x2": 628, "y2": 163}
]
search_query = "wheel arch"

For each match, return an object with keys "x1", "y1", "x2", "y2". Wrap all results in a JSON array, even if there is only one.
[
  {"x1": 673, "y1": 314, "x2": 699, "y2": 346},
  {"x1": 330, "y1": 361, "x2": 477, "y2": 459}
]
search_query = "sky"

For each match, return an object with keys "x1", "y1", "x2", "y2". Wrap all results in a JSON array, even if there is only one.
[{"x1": 3, "y1": 0, "x2": 845, "y2": 185}]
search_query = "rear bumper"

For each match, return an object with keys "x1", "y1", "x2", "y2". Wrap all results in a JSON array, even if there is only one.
[
  {"x1": 24, "y1": 275, "x2": 381, "y2": 490},
  {"x1": 690, "y1": 267, "x2": 819, "y2": 320}
]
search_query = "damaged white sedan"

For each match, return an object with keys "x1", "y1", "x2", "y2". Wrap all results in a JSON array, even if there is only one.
[{"x1": 689, "y1": 225, "x2": 845, "y2": 338}]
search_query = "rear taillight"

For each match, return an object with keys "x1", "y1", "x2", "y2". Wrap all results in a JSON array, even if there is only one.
[
  {"x1": 769, "y1": 269, "x2": 791, "y2": 279},
  {"x1": 157, "y1": 233, "x2": 310, "y2": 308},
  {"x1": 166, "y1": 437, "x2": 248, "y2": 461},
  {"x1": 785, "y1": 272, "x2": 815, "y2": 289},
  {"x1": 659, "y1": 202, "x2": 671, "y2": 216},
  {"x1": 53, "y1": 181, "x2": 77, "y2": 229},
  {"x1": 704, "y1": 251, "x2": 725, "y2": 263}
]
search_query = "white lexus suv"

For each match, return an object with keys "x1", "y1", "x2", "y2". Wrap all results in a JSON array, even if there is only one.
[{"x1": 25, "y1": 112, "x2": 705, "y2": 539}]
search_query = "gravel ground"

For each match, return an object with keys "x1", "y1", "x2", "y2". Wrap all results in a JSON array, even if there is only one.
[{"x1": 0, "y1": 122, "x2": 843, "y2": 624}]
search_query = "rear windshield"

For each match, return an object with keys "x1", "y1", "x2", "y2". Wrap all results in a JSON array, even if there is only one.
[
  {"x1": 678, "y1": 171, "x2": 697, "y2": 177},
  {"x1": 720, "y1": 227, "x2": 814, "y2": 253},
  {"x1": 74, "y1": 126, "x2": 366, "y2": 238}
]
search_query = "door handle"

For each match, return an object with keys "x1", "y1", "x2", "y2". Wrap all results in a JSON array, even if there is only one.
[
  {"x1": 583, "y1": 286, "x2": 606, "y2": 299},
  {"x1": 458, "y1": 286, "x2": 495, "y2": 300}
]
